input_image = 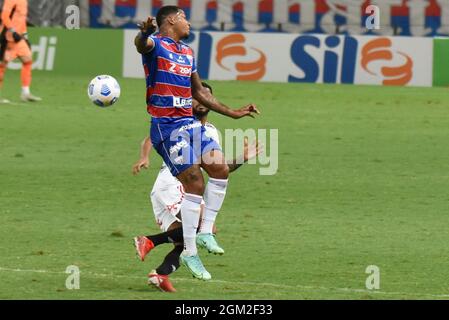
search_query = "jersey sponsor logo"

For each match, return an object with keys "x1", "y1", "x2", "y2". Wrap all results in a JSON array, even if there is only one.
[
  {"x1": 159, "y1": 58, "x2": 192, "y2": 77},
  {"x1": 173, "y1": 97, "x2": 192, "y2": 108},
  {"x1": 169, "y1": 139, "x2": 188, "y2": 155},
  {"x1": 178, "y1": 121, "x2": 202, "y2": 133},
  {"x1": 215, "y1": 34, "x2": 266, "y2": 81},
  {"x1": 163, "y1": 51, "x2": 191, "y2": 67},
  {"x1": 173, "y1": 156, "x2": 184, "y2": 164},
  {"x1": 168, "y1": 62, "x2": 191, "y2": 76},
  {"x1": 177, "y1": 55, "x2": 186, "y2": 64}
]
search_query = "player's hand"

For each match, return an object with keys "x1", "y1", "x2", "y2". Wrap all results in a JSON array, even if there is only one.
[
  {"x1": 243, "y1": 137, "x2": 264, "y2": 162},
  {"x1": 10, "y1": 30, "x2": 22, "y2": 42},
  {"x1": 137, "y1": 16, "x2": 157, "y2": 37},
  {"x1": 132, "y1": 158, "x2": 150, "y2": 175},
  {"x1": 232, "y1": 104, "x2": 260, "y2": 119}
]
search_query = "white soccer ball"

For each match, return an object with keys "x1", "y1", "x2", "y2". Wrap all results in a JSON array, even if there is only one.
[{"x1": 87, "y1": 75, "x2": 121, "y2": 107}]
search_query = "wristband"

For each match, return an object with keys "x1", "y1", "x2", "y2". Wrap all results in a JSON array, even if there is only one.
[{"x1": 140, "y1": 31, "x2": 149, "y2": 41}]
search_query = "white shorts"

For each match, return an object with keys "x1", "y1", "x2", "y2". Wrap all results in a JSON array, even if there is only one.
[{"x1": 150, "y1": 166, "x2": 184, "y2": 232}]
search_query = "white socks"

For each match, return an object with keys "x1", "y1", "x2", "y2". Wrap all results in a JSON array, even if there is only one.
[
  {"x1": 200, "y1": 178, "x2": 228, "y2": 234},
  {"x1": 22, "y1": 87, "x2": 30, "y2": 95},
  {"x1": 181, "y1": 179, "x2": 228, "y2": 256},
  {"x1": 181, "y1": 193, "x2": 203, "y2": 256}
]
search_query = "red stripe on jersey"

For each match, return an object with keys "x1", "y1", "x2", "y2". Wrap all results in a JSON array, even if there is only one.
[
  {"x1": 147, "y1": 84, "x2": 191, "y2": 98},
  {"x1": 147, "y1": 105, "x2": 193, "y2": 118},
  {"x1": 160, "y1": 41, "x2": 191, "y2": 55},
  {"x1": 144, "y1": 64, "x2": 149, "y2": 77},
  {"x1": 158, "y1": 59, "x2": 192, "y2": 77}
]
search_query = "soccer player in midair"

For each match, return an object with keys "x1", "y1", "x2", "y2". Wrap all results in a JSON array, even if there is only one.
[
  {"x1": 132, "y1": 83, "x2": 261, "y2": 292},
  {"x1": 134, "y1": 6, "x2": 259, "y2": 280},
  {"x1": 0, "y1": 0, "x2": 41, "y2": 103}
]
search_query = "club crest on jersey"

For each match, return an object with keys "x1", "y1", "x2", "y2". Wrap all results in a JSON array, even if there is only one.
[
  {"x1": 186, "y1": 55, "x2": 193, "y2": 65},
  {"x1": 173, "y1": 97, "x2": 192, "y2": 108}
]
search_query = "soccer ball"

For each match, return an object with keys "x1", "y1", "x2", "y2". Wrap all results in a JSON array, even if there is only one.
[{"x1": 87, "y1": 75, "x2": 121, "y2": 107}]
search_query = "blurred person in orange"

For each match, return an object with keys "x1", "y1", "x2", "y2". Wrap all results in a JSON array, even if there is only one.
[{"x1": 0, "y1": 0, "x2": 41, "y2": 103}]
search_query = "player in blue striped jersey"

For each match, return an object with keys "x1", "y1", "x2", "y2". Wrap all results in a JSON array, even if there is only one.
[{"x1": 134, "y1": 6, "x2": 259, "y2": 280}]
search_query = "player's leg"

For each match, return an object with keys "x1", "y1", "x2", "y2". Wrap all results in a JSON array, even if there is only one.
[
  {"x1": 18, "y1": 41, "x2": 41, "y2": 102},
  {"x1": 134, "y1": 227, "x2": 183, "y2": 261},
  {"x1": 0, "y1": 60, "x2": 10, "y2": 103},
  {"x1": 134, "y1": 188, "x2": 184, "y2": 261},
  {"x1": 175, "y1": 164, "x2": 204, "y2": 257},
  {"x1": 146, "y1": 226, "x2": 183, "y2": 247},
  {"x1": 197, "y1": 149, "x2": 229, "y2": 255},
  {"x1": 0, "y1": 40, "x2": 12, "y2": 104},
  {"x1": 151, "y1": 123, "x2": 210, "y2": 280},
  {"x1": 148, "y1": 246, "x2": 182, "y2": 293},
  {"x1": 147, "y1": 221, "x2": 182, "y2": 293},
  {"x1": 176, "y1": 165, "x2": 211, "y2": 280}
]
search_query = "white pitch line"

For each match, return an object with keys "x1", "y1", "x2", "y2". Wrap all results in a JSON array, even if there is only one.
[
  {"x1": 1, "y1": 266, "x2": 449, "y2": 299},
  {"x1": 6, "y1": 102, "x2": 27, "y2": 106}
]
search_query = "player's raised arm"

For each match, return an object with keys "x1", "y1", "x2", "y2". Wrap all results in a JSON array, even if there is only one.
[
  {"x1": 1, "y1": 0, "x2": 15, "y2": 30},
  {"x1": 134, "y1": 17, "x2": 157, "y2": 54},
  {"x1": 191, "y1": 73, "x2": 260, "y2": 119}
]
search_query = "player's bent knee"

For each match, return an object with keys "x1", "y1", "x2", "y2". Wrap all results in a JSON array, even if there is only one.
[
  {"x1": 177, "y1": 166, "x2": 205, "y2": 195},
  {"x1": 188, "y1": 179, "x2": 205, "y2": 195},
  {"x1": 209, "y1": 165, "x2": 229, "y2": 180},
  {"x1": 185, "y1": 172, "x2": 205, "y2": 194}
]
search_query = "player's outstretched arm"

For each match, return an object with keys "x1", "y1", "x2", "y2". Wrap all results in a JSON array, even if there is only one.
[
  {"x1": 134, "y1": 17, "x2": 157, "y2": 54},
  {"x1": 132, "y1": 136, "x2": 153, "y2": 175},
  {"x1": 191, "y1": 73, "x2": 260, "y2": 119},
  {"x1": 227, "y1": 138, "x2": 263, "y2": 172},
  {"x1": 1, "y1": 0, "x2": 15, "y2": 30}
]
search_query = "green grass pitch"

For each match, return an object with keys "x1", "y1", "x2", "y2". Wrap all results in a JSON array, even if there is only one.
[{"x1": 1, "y1": 71, "x2": 449, "y2": 299}]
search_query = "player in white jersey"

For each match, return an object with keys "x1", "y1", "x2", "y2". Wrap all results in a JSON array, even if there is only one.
[
  {"x1": 149, "y1": 120, "x2": 221, "y2": 233},
  {"x1": 132, "y1": 83, "x2": 261, "y2": 292}
]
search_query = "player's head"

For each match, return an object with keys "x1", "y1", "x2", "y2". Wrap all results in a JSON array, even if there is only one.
[
  {"x1": 156, "y1": 6, "x2": 190, "y2": 40},
  {"x1": 193, "y1": 82, "x2": 213, "y2": 119}
]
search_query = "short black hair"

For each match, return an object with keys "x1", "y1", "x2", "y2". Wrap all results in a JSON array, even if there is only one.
[
  {"x1": 201, "y1": 82, "x2": 213, "y2": 94},
  {"x1": 156, "y1": 5, "x2": 181, "y2": 28}
]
